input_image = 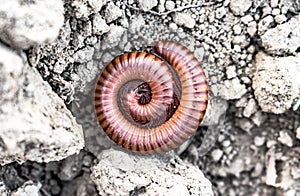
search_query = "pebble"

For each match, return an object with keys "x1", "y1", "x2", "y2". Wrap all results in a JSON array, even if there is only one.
[
  {"x1": 243, "y1": 98, "x2": 257, "y2": 118},
  {"x1": 223, "y1": 78, "x2": 247, "y2": 100},
  {"x1": 254, "y1": 136, "x2": 266, "y2": 146},
  {"x1": 172, "y1": 12, "x2": 196, "y2": 29},
  {"x1": 278, "y1": 130, "x2": 293, "y2": 147},
  {"x1": 296, "y1": 127, "x2": 300, "y2": 140},
  {"x1": 92, "y1": 14, "x2": 110, "y2": 35},
  {"x1": 137, "y1": 0, "x2": 158, "y2": 11},
  {"x1": 258, "y1": 15, "x2": 274, "y2": 34},
  {"x1": 226, "y1": 66, "x2": 237, "y2": 79},
  {"x1": 251, "y1": 111, "x2": 267, "y2": 126},
  {"x1": 165, "y1": 0, "x2": 175, "y2": 11},
  {"x1": 104, "y1": 2, "x2": 123, "y2": 23},
  {"x1": 211, "y1": 149, "x2": 223, "y2": 162},
  {"x1": 233, "y1": 25, "x2": 242, "y2": 35},
  {"x1": 260, "y1": 15, "x2": 300, "y2": 54},
  {"x1": 229, "y1": 0, "x2": 252, "y2": 16}
]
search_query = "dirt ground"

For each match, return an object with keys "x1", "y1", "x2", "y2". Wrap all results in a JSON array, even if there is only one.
[{"x1": 1, "y1": 0, "x2": 300, "y2": 195}]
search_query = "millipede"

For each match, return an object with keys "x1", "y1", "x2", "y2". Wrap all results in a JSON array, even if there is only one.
[{"x1": 94, "y1": 41, "x2": 209, "y2": 154}]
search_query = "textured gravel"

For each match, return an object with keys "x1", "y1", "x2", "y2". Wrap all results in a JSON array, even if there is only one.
[{"x1": 0, "y1": 0, "x2": 300, "y2": 195}]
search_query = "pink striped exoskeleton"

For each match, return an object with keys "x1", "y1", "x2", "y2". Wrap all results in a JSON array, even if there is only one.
[{"x1": 94, "y1": 41, "x2": 209, "y2": 154}]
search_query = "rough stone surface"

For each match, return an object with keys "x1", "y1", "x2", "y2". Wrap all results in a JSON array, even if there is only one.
[
  {"x1": 0, "y1": 0, "x2": 64, "y2": 49},
  {"x1": 11, "y1": 181, "x2": 41, "y2": 196},
  {"x1": 91, "y1": 149, "x2": 213, "y2": 196},
  {"x1": 229, "y1": 0, "x2": 252, "y2": 16},
  {"x1": 172, "y1": 12, "x2": 196, "y2": 29},
  {"x1": 0, "y1": 45, "x2": 84, "y2": 165},
  {"x1": 0, "y1": 181, "x2": 9, "y2": 196},
  {"x1": 223, "y1": 78, "x2": 247, "y2": 100},
  {"x1": 137, "y1": 0, "x2": 158, "y2": 11},
  {"x1": 104, "y1": 2, "x2": 123, "y2": 23},
  {"x1": 253, "y1": 52, "x2": 300, "y2": 114},
  {"x1": 261, "y1": 15, "x2": 300, "y2": 55}
]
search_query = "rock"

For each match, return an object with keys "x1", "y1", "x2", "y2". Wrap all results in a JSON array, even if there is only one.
[
  {"x1": 223, "y1": 78, "x2": 247, "y2": 100},
  {"x1": 296, "y1": 127, "x2": 300, "y2": 140},
  {"x1": 91, "y1": 149, "x2": 213, "y2": 195},
  {"x1": 11, "y1": 181, "x2": 41, "y2": 196},
  {"x1": 0, "y1": 181, "x2": 9, "y2": 196},
  {"x1": 258, "y1": 15, "x2": 274, "y2": 34},
  {"x1": 172, "y1": 12, "x2": 196, "y2": 29},
  {"x1": 226, "y1": 65, "x2": 237, "y2": 79},
  {"x1": 129, "y1": 14, "x2": 145, "y2": 33},
  {"x1": 202, "y1": 97, "x2": 228, "y2": 126},
  {"x1": 101, "y1": 25, "x2": 125, "y2": 48},
  {"x1": 104, "y1": 2, "x2": 123, "y2": 23},
  {"x1": 137, "y1": 0, "x2": 158, "y2": 11},
  {"x1": 243, "y1": 98, "x2": 257, "y2": 118},
  {"x1": 278, "y1": 130, "x2": 293, "y2": 147},
  {"x1": 211, "y1": 149, "x2": 223, "y2": 162},
  {"x1": 266, "y1": 152, "x2": 277, "y2": 186},
  {"x1": 0, "y1": 45, "x2": 84, "y2": 165},
  {"x1": 261, "y1": 15, "x2": 300, "y2": 55},
  {"x1": 58, "y1": 153, "x2": 84, "y2": 181},
  {"x1": 165, "y1": 0, "x2": 175, "y2": 11},
  {"x1": 254, "y1": 136, "x2": 266, "y2": 146},
  {"x1": 92, "y1": 14, "x2": 110, "y2": 36},
  {"x1": 0, "y1": 0, "x2": 64, "y2": 49},
  {"x1": 229, "y1": 0, "x2": 252, "y2": 16},
  {"x1": 87, "y1": 0, "x2": 103, "y2": 13},
  {"x1": 253, "y1": 52, "x2": 300, "y2": 114}
]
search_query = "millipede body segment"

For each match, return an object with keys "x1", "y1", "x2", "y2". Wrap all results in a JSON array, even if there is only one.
[{"x1": 94, "y1": 41, "x2": 209, "y2": 154}]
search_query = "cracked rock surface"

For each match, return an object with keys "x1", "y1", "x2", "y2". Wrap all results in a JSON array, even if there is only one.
[{"x1": 91, "y1": 149, "x2": 213, "y2": 195}]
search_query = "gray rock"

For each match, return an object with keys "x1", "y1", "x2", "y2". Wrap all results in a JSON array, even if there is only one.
[
  {"x1": 253, "y1": 52, "x2": 300, "y2": 114},
  {"x1": 278, "y1": 130, "x2": 293, "y2": 147},
  {"x1": 172, "y1": 12, "x2": 196, "y2": 29},
  {"x1": 0, "y1": 181, "x2": 9, "y2": 196},
  {"x1": 243, "y1": 98, "x2": 257, "y2": 118},
  {"x1": 261, "y1": 15, "x2": 300, "y2": 55},
  {"x1": 202, "y1": 97, "x2": 228, "y2": 126},
  {"x1": 91, "y1": 149, "x2": 213, "y2": 195},
  {"x1": 137, "y1": 0, "x2": 158, "y2": 11},
  {"x1": 101, "y1": 24, "x2": 125, "y2": 48},
  {"x1": 104, "y1": 2, "x2": 123, "y2": 23},
  {"x1": 92, "y1": 14, "x2": 110, "y2": 36},
  {"x1": 229, "y1": 0, "x2": 252, "y2": 16},
  {"x1": 11, "y1": 181, "x2": 41, "y2": 196},
  {"x1": 223, "y1": 78, "x2": 247, "y2": 100},
  {"x1": 258, "y1": 15, "x2": 274, "y2": 34},
  {"x1": 0, "y1": 0, "x2": 64, "y2": 49},
  {"x1": 0, "y1": 45, "x2": 84, "y2": 165},
  {"x1": 296, "y1": 127, "x2": 300, "y2": 140}
]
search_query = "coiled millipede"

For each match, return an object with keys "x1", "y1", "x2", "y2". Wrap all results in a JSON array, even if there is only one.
[{"x1": 94, "y1": 41, "x2": 208, "y2": 154}]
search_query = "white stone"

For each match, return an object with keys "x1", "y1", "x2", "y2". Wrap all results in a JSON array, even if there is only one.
[
  {"x1": 0, "y1": 45, "x2": 84, "y2": 165},
  {"x1": 172, "y1": 12, "x2": 196, "y2": 29},
  {"x1": 211, "y1": 149, "x2": 223, "y2": 162},
  {"x1": 165, "y1": 0, "x2": 175, "y2": 11},
  {"x1": 92, "y1": 14, "x2": 110, "y2": 36},
  {"x1": 296, "y1": 127, "x2": 300, "y2": 140},
  {"x1": 11, "y1": 181, "x2": 41, "y2": 196},
  {"x1": 226, "y1": 66, "x2": 237, "y2": 79},
  {"x1": 253, "y1": 52, "x2": 300, "y2": 114},
  {"x1": 223, "y1": 78, "x2": 247, "y2": 100},
  {"x1": 104, "y1": 2, "x2": 123, "y2": 23},
  {"x1": 243, "y1": 98, "x2": 257, "y2": 118},
  {"x1": 261, "y1": 15, "x2": 300, "y2": 55},
  {"x1": 0, "y1": 0, "x2": 64, "y2": 49},
  {"x1": 91, "y1": 149, "x2": 213, "y2": 195},
  {"x1": 229, "y1": 0, "x2": 252, "y2": 16},
  {"x1": 137, "y1": 0, "x2": 158, "y2": 11},
  {"x1": 278, "y1": 131, "x2": 293, "y2": 147},
  {"x1": 254, "y1": 136, "x2": 265, "y2": 146}
]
